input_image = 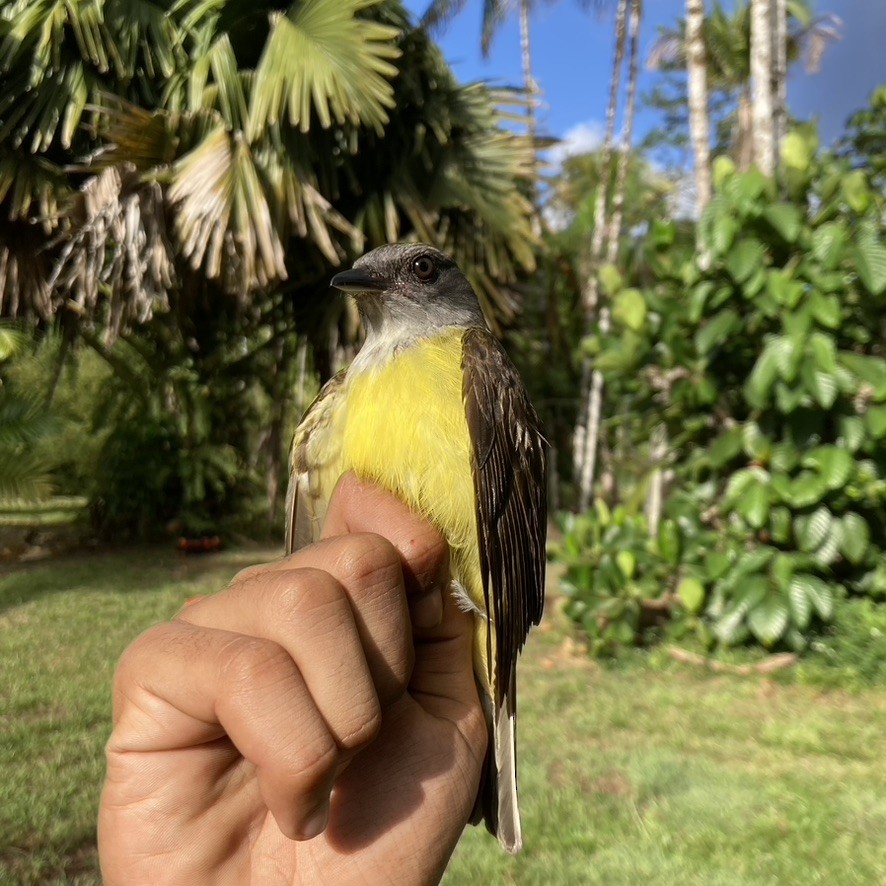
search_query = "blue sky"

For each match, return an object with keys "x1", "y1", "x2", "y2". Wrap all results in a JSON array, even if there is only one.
[{"x1": 402, "y1": 0, "x2": 886, "y2": 162}]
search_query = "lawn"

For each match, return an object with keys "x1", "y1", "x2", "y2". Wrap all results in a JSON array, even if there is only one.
[{"x1": 1, "y1": 548, "x2": 885, "y2": 885}]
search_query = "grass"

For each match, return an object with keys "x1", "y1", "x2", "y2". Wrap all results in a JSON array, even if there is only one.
[{"x1": 1, "y1": 549, "x2": 885, "y2": 884}]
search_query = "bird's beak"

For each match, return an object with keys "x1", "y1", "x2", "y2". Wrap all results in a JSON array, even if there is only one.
[{"x1": 330, "y1": 268, "x2": 387, "y2": 294}]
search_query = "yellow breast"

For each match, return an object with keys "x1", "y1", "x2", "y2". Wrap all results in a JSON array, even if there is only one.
[{"x1": 339, "y1": 329, "x2": 482, "y2": 596}]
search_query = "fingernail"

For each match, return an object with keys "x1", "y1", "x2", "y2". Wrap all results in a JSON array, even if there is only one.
[
  {"x1": 301, "y1": 800, "x2": 330, "y2": 840},
  {"x1": 411, "y1": 588, "x2": 443, "y2": 629}
]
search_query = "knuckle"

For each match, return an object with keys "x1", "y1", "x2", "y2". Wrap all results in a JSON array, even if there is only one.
[
  {"x1": 336, "y1": 695, "x2": 382, "y2": 752},
  {"x1": 336, "y1": 532, "x2": 402, "y2": 596},
  {"x1": 220, "y1": 635, "x2": 291, "y2": 692},
  {"x1": 266, "y1": 568, "x2": 344, "y2": 625}
]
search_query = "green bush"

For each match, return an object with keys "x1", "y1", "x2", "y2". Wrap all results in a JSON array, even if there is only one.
[{"x1": 559, "y1": 108, "x2": 886, "y2": 658}]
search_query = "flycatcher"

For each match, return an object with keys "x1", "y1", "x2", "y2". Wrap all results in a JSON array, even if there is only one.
[{"x1": 286, "y1": 243, "x2": 546, "y2": 853}]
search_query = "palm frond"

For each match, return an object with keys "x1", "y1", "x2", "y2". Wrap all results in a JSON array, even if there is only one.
[
  {"x1": 169, "y1": 127, "x2": 286, "y2": 292},
  {"x1": 420, "y1": 0, "x2": 469, "y2": 33},
  {"x1": 248, "y1": 0, "x2": 401, "y2": 139},
  {"x1": 51, "y1": 165, "x2": 174, "y2": 337},
  {"x1": 0, "y1": 222, "x2": 54, "y2": 318}
]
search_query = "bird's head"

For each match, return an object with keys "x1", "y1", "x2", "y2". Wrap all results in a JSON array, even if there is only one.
[{"x1": 330, "y1": 243, "x2": 486, "y2": 339}]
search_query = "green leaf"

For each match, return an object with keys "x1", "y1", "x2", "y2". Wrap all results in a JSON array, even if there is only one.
[
  {"x1": 713, "y1": 155, "x2": 736, "y2": 188},
  {"x1": 598, "y1": 264, "x2": 623, "y2": 295},
  {"x1": 706, "y1": 552, "x2": 731, "y2": 582},
  {"x1": 801, "y1": 364, "x2": 838, "y2": 409},
  {"x1": 789, "y1": 471, "x2": 827, "y2": 507},
  {"x1": 708, "y1": 428, "x2": 743, "y2": 468},
  {"x1": 782, "y1": 129, "x2": 816, "y2": 173},
  {"x1": 855, "y1": 238, "x2": 886, "y2": 296},
  {"x1": 616, "y1": 550, "x2": 636, "y2": 579},
  {"x1": 742, "y1": 422, "x2": 771, "y2": 461},
  {"x1": 677, "y1": 577, "x2": 705, "y2": 614},
  {"x1": 811, "y1": 222, "x2": 847, "y2": 270},
  {"x1": 802, "y1": 445, "x2": 853, "y2": 489},
  {"x1": 714, "y1": 608, "x2": 747, "y2": 646},
  {"x1": 839, "y1": 415, "x2": 866, "y2": 452},
  {"x1": 613, "y1": 288, "x2": 647, "y2": 332},
  {"x1": 775, "y1": 381, "x2": 807, "y2": 414},
  {"x1": 658, "y1": 519, "x2": 682, "y2": 566},
  {"x1": 865, "y1": 405, "x2": 886, "y2": 439},
  {"x1": 840, "y1": 513, "x2": 870, "y2": 565},
  {"x1": 771, "y1": 335, "x2": 801, "y2": 382},
  {"x1": 725, "y1": 239, "x2": 766, "y2": 284},
  {"x1": 766, "y1": 269, "x2": 805, "y2": 308},
  {"x1": 770, "y1": 506, "x2": 792, "y2": 543},
  {"x1": 770, "y1": 552, "x2": 795, "y2": 589},
  {"x1": 711, "y1": 215, "x2": 740, "y2": 256},
  {"x1": 594, "y1": 499, "x2": 611, "y2": 526},
  {"x1": 794, "y1": 506, "x2": 832, "y2": 552},
  {"x1": 770, "y1": 440, "x2": 799, "y2": 473},
  {"x1": 725, "y1": 467, "x2": 766, "y2": 504},
  {"x1": 249, "y1": 0, "x2": 401, "y2": 138},
  {"x1": 839, "y1": 353, "x2": 886, "y2": 398},
  {"x1": 808, "y1": 332, "x2": 837, "y2": 374},
  {"x1": 737, "y1": 482, "x2": 770, "y2": 529},
  {"x1": 763, "y1": 203, "x2": 803, "y2": 243},
  {"x1": 791, "y1": 574, "x2": 834, "y2": 621},
  {"x1": 809, "y1": 292, "x2": 841, "y2": 329},
  {"x1": 748, "y1": 594, "x2": 790, "y2": 646},
  {"x1": 688, "y1": 281, "x2": 715, "y2": 324},
  {"x1": 695, "y1": 309, "x2": 740, "y2": 355},
  {"x1": 745, "y1": 339, "x2": 781, "y2": 408},
  {"x1": 841, "y1": 169, "x2": 871, "y2": 213},
  {"x1": 787, "y1": 577, "x2": 812, "y2": 629}
]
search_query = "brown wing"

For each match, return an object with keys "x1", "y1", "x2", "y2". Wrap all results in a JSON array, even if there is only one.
[
  {"x1": 285, "y1": 369, "x2": 347, "y2": 555},
  {"x1": 462, "y1": 327, "x2": 547, "y2": 706}
]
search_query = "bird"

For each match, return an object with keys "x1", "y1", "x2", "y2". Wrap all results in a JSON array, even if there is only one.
[{"x1": 286, "y1": 242, "x2": 547, "y2": 854}]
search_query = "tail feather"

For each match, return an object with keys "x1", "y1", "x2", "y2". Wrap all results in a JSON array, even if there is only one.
[{"x1": 473, "y1": 671, "x2": 522, "y2": 854}]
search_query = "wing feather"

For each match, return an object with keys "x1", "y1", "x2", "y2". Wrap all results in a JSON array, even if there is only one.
[
  {"x1": 462, "y1": 327, "x2": 547, "y2": 706},
  {"x1": 285, "y1": 370, "x2": 347, "y2": 555}
]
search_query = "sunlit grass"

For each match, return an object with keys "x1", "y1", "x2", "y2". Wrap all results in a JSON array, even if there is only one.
[{"x1": 1, "y1": 549, "x2": 885, "y2": 884}]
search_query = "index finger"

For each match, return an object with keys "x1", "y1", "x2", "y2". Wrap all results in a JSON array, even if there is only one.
[{"x1": 322, "y1": 473, "x2": 450, "y2": 628}]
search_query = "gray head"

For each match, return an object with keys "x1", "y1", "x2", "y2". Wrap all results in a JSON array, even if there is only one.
[{"x1": 330, "y1": 243, "x2": 486, "y2": 342}]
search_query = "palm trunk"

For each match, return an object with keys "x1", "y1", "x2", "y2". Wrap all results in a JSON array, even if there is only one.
[
  {"x1": 519, "y1": 0, "x2": 540, "y2": 224},
  {"x1": 750, "y1": 0, "x2": 776, "y2": 176},
  {"x1": 576, "y1": 0, "x2": 642, "y2": 512},
  {"x1": 685, "y1": 0, "x2": 712, "y2": 213},
  {"x1": 772, "y1": 0, "x2": 788, "y2": 156},
  {"x1": 573, "y1": 0, "x2": 629, "y2": 510}
]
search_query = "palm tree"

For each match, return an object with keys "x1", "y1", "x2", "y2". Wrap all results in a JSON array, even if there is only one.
[
  {"x1": 0, "y1": 0, "x2": 538, "y2": 335},
  {"x1": 750, "y1": 0, "x2": 776, "y2": 175},
  {"x1": 685, "y1": 0, "x2": 712, "y2": 212},
  {"x1": 647, "y1": 0, "x2": 841, "y2": 173},
  {"x1": 573, "y1": 0, "x2": 643, "y2": 510},
  {"x1": 422, "y1": 0, "x2": 541, "y2": 158},
  {"x1": 0, "y1": 0, "x2": 540, "y2": 532}
]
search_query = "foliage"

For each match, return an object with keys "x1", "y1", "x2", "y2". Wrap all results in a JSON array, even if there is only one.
[
  {"x1": 0, "y1": 0, "x2": 542, "y2": 537},
  {"x1": 0, "y1": 324, "x2": 57, "y2": 501},
  {"x1": 643, "y1": 0, "x2": 840, "y2": 167},
  {"x1": 0, "y1": 0, "x2": 537, "y2": 331},
  {"x1": 558, "y1": 99, "x2": 886, "y2": 656}
]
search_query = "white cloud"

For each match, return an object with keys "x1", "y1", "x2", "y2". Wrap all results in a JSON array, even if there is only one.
[{"x1": 546, "y1": 119, "x2": 605, "y2": 166}]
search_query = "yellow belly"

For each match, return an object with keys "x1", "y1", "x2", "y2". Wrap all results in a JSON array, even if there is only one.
[{"x1": 338, "y1": 330, "x2": 483, "y2": 604}]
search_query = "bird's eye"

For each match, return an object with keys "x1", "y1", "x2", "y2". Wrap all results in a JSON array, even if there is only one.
[{"x1": 412, "y1": 255, "x2": 438, "y2": 283}]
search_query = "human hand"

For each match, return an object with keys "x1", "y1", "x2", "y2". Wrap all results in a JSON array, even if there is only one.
[{"x1": 98, "y1": 474, "x2": 486, "y2": 885}]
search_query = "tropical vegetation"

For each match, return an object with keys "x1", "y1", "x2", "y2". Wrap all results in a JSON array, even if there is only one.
[{"x1": 1, "y1": 0, "x2": 884, "y2": 665}]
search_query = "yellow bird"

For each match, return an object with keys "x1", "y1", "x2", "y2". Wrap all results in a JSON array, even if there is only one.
[{"x1": 286, "y1": 243, "x2": 546, "y2": 853}]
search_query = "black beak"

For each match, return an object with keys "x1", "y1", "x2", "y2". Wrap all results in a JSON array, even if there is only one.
[{"x1": 330, "y1": 268, "x2": 387, "y2": 293}]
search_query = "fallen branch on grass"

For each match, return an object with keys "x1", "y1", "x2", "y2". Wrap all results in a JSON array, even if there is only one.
[{"x1": 667, "y1": 646, "x2": 798, "y2": 676}]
